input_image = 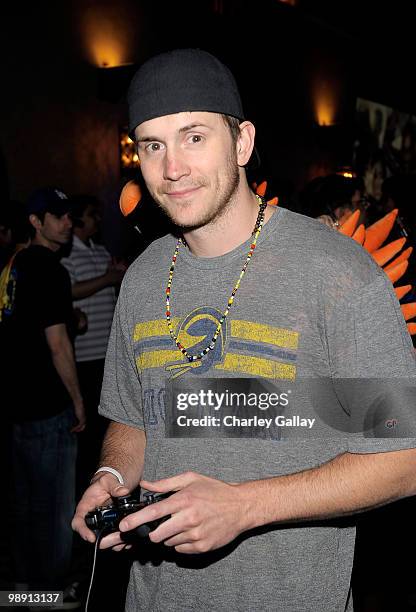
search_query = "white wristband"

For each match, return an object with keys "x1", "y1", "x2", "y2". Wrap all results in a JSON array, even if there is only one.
[{"x1": 92, "y1": 467, "x2": 125, "y2": 485}]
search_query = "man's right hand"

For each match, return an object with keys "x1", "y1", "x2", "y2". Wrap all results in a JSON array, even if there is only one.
[
  {"x1": 71, "y1": 472, "x2": 131, "y2": 551},
  {"x1": 71, "y1": 398, "x2": 86, "y2": 433}
]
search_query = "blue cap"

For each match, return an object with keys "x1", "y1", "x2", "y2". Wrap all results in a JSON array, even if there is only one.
[{"x1": 26, "y1": 187, "x2": 70, "y2": 216}]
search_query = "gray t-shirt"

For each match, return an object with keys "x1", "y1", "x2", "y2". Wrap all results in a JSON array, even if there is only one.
[{"x1": 100, "y1": 207, "x2": 416, "y2": 612}]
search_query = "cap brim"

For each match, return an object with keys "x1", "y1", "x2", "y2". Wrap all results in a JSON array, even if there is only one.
[{"x1": 45, "y1": 201, "x2": 72, "y2": 216}]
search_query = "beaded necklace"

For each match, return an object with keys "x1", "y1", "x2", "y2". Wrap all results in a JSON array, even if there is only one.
[{"x1": 165, "y1": 195, "x2": 267, "y2": 362}]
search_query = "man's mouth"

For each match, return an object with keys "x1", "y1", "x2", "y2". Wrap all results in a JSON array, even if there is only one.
[{"x1": 164, "y1": 186, "x2": 202, "y2": 199}]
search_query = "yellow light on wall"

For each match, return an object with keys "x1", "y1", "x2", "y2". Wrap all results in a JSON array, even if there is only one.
[
  {"x1": 80, "y1": 6, "x2": 137, "y2": 68},
  {"x1": 312, "y1": 79, "x2": 339, "y2": 127}
]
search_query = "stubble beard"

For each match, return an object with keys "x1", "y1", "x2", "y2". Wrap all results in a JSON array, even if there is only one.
[{"x1": 150, "y1": 150, "x2": 240, "y2": 231}]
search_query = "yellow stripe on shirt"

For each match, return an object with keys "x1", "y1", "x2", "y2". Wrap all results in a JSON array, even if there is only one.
[
  {"x1": 216, "y1": 353, "x2": 296, "y2": 380},
  {"x1": 134, "y1": 318, "x2": 180, "y2": 341},
  {"x1": 231, "y1": 320, "x2": 299, "y2": 350}
]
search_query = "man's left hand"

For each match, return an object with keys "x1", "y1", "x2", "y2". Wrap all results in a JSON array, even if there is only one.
[{"x1": 118, "y1": 472, "x2": 248, "y2": 554}]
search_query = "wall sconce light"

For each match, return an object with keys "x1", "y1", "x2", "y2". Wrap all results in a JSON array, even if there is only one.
[
  {"x1": 80, "y1": 6, "x2": 138, "y2": 69},
  {"x1": 312, "y1": 78, "x2": 340, "y2": 127},
  {"x1": 120, "y1": 128, "x2": 140, "y2": 170}
]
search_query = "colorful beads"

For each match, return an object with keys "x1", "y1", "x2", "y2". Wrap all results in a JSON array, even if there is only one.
[{"x1": 165, "y1": 195, "x2": 267, "y2": 361}]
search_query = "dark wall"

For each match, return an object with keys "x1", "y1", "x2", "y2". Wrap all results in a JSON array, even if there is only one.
[{"x1": 1, "y1": 0, "x2": 414, "y2": 250}]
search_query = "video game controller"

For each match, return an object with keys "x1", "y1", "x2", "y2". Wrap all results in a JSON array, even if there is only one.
[{"x1": 85, "y1": 492, "x2": 170, "y2": 539}]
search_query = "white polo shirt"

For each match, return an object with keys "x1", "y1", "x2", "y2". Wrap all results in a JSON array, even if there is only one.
[{"x1": 62, "y1": 236, "x2": 116, "y2": 362}]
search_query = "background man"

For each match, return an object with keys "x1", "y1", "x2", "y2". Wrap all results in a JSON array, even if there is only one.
[
  {"x1": 4, "y1": 188, "x2": 85, "y2": 606},
  {"x1": 73, "y1": 50, "x2": 416, "y2": 612},
  {"x1": 61, "y1": 194, "x2": 125, "y2": 492}
]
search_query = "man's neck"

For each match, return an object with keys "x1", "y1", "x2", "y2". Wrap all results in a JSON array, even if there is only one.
[
  {"x1": 32, "y1": 235, "x2": 59, "y2": 252},
  {"x1": 74, "y1": 230, "x2": 90, "y2": 246},
  {"x1": 182, "y1": 184, "x2": 274, "y2": 258}
]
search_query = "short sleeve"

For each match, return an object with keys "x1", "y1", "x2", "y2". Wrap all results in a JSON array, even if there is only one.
[
  {"x1": 99, "y1": 285, "x2": 144, "y2": 430},
  {"x1": 38, "y1": 261, "x2": 73, "y2": 330},
  {"x1": 325, "y1": 273, "x2": 416, "y2": 454},
  {"x1": 61, "y1": 256, "x2": 77, "y2": 284}
]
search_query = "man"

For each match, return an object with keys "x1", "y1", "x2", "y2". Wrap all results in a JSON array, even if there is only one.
[
  {"x1": 73, "y1": 50, "x2": 416, "y2": 611},
  {"x1": 4, "y1": 187, "x2": 85, "y2": 605},
  {"x1": 61, "y1": 195, "x2": 125, "y2": 491}
]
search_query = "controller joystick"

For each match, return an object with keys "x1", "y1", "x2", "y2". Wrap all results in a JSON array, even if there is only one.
[{"x1": 85, "y1": 491, "x2": 170, "y2": 540}]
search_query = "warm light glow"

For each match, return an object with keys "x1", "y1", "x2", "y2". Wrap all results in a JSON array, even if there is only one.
[
  {"x1": 336, "y1": 167, "x2": 357, "y2": 179},
  {"x1": 120, "y1": 129, "x2": 140, "y2": 169},
  {"x1": 312, "y1": 80, "x2": 339, "y2": 126},
  {"x1": 80, "y1": 6, "x2": 137, "y2": 68}
]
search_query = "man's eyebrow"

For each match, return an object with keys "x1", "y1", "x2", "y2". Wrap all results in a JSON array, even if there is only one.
[
  {"x1": 136, "y1": 136, "x2": 158, "y2": 143},
  {"x1": 137, "y1": 123, "x2": 212, "y2": 143},
  {"x1": 178, "y1": 122, "x2": 212, "y2": 134}
]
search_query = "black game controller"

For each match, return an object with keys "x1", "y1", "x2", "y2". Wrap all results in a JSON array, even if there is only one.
[{"x1": 85, "y1": 492, "x2": 170, "y2": 539}]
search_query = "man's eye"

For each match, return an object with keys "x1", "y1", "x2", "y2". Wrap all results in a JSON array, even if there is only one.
[
  {"x1": 146, "y1": 143, "x2": 162, "y2": 152},
  {"x1": 189, "y1": 135, "x2": 203, "y2": 144}
]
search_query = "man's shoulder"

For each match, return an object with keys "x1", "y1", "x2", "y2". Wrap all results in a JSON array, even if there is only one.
[
  {"x1": 15, "y1": 245, "x2": 56, "y2": 271},
  {"x1": 277, "y1": 208, "x2": 356, "y2": 251},
  {"x1": 62, "y1": 236, "x2": 109, "y2": 259},
  {"x1": 124, "y1": 233, "x2": 176, "y2": 282},
  {"x1": 276, "y1": 208, "x2": 382, "y2": 285}
]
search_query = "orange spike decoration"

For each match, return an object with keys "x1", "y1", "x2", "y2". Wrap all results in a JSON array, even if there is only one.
[
  {"x1": 119, "y1": 180, "x2": 142, "y2": 217},
  {"x1": 384, "y1": 246, "x2": 413, "y2": 271},
  {"x1": 371, "y1": 238, "x2": 407, "y2": 267},
  {"x1": 363, "y1": 209, "x2": 399, "y2": 252},
  {"x1": 352, "y1": 224, "x2": 366, "y2": 245},
  {"x1": 339, "y1": 209, "x2": 416, "y2": 335},
  {"x1": 252, "y1": 181, "x2": 279, "y2": 206},
  {"x1": 338, "y1": 210, "x2": 361, "y2": 237},
  {"x1": 395, "y1": 285, "x2": 412, "y2": 301}
]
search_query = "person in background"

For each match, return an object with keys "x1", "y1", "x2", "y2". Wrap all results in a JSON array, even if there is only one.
[
  {"x1": 0, "y1": 208, "x2": 12, "y2": 271},
  {"x1": 300, "y1": 173, "x2": 370, "y2": 228},
  {"x1": 61, "y1": 195, "x2": 126, "y2": 492},
  {"x1": 2, "y1": 187, "x2": 85, "y2": 609}
]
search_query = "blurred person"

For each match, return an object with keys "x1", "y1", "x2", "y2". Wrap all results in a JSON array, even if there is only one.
[
  {"x1": 2, "y1": 187, "x2": 85, "y2": 609},
  {"x1": 300, "y1": 174, "x2": 370, "y2": 228},
  {"x1": 0, "y1": 207, "x2": 13, "y2": 271},
  {"x1": 0, "y1": 203, "x2": 31, "y2": 323},
  {"x1": 61, "y1": 195, "x2": 126, "y2": 492}
]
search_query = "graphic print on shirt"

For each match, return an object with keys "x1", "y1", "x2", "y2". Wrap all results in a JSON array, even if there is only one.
[{"x1": 133, "y1": 306, "x2": 299, "y2": 381}]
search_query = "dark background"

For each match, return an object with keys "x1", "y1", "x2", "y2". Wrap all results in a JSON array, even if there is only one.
[
  {"x1": 1, "y1": 2, "x2": 416, "y2": 610},
  {"x1": 1, "y1": 0, "x2": 415, "y2": 254}
]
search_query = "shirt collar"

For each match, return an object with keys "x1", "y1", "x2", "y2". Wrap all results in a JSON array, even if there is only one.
[{"x1": 72, "y1": 235, "x2": 94, "y2": 250}]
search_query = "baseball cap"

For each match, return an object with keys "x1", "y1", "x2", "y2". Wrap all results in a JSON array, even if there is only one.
[
  {"x1": 26, "y1": 187, "x2": 71, "y2": 217},
  {"x1": 128, "y1": 49, "x2": 245, "y2": 137},
  {"x1": 127, "y1": 48, "x2": 260, "y2": 169}
]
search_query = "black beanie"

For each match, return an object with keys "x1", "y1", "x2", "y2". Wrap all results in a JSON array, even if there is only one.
[{"x1": 127, "y1": 49, "x2": 245, "y2": 139}]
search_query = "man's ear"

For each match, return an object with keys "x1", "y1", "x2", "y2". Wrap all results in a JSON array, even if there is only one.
[
  {"x1": 29, "y1": 214, "x2": 42, "y2": 231},
  {"x1": 236, "y1": 121, "x2": 256, "y2": 167}
]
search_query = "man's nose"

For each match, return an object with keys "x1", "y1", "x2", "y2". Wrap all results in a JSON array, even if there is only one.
[
  {"x1": 163, "y1": 147, "x2": 191, "y2": 181},
  {"x1": 64, "y1": 213, "x2": 73, "y2": 229}
]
